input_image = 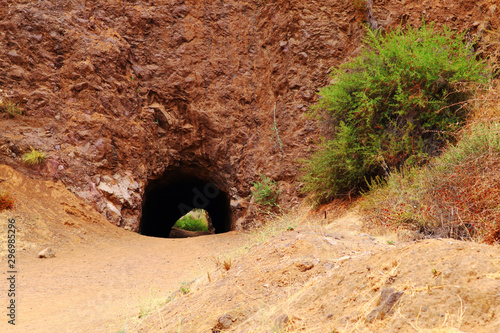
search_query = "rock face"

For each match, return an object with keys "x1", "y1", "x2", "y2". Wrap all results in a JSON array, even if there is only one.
[{"x1": 0, "y1": 0, "x2": 497, "y2": 232}]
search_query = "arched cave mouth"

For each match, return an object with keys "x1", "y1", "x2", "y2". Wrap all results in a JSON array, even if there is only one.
[{"x1": 139, "y1": 173, "x2": 231, "y2": 238}]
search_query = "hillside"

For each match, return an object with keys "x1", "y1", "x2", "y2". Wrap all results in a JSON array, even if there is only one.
[
  {"x1": 1, "y1": 165, "x2": 499, "y2": 332},
  {"x1": 1, "y1": 0, "x2": 500, "y2": 332},
  {"x1": 1, "y1": 0, "x2": 498, "y2": 232},
  {"x1": 132, "y1": 216, "x2": 500, "y2": 332}
]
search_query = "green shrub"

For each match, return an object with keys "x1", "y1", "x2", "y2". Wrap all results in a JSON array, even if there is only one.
[
  {"x1": 303, "y1": 22, "x2": 489, "y2": 204},
  {"x1": 252, "y1": 174, "x2": 280, "y2": 206},
  {"x1": 0, "y1": 100, "x2": 22, "y2": 117},
  {"x1": 22, "y1": 147, "x2": 47, "y2": 166},
  {"x1": 173, "y1": 215, "x2": 208, "y2": 232}
]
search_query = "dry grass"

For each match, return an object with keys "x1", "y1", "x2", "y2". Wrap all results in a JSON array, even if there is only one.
[
  {"x1": 0, "y1": 192, "x2": 15, "y2": 211},
  {"x1": 246, "y1": 210, "x2": 301, "y2": 245},
  {"x1": 468, "y1": 78, "x2": 500, "y2": 121},
  {"x1": 360, "y1": 83, "x2": 500, "y2": 244},
  {"x1": 0, "y1": 99, "x2": 22, "y2": 117},
  {"x1": 476, "y1": 26, "x2": 500, "y2": 81},
  {"x1": 212, "y1": 256, "x2": 233, "y2": 271},
  {"x1": 22, "y1": 147, "x2": 47, "y2": 166}
]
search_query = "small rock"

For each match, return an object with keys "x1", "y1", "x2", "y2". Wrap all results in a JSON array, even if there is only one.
[
  {"x1": 7, "y1": 50, "x2": 23, "y2": 65},
  {"x1": 490, "y1": 4, "x2": 497, "y2": 15},
  {"x1": 323, "y1": 236, "x2": 338, "y2": 246},
  {"x1": 31, "y1": 34, "x2": 43, "y2": 42},
  {"x1": 7, "y1": 66, "x2": 25, "y2": 80},
  {"x1": 71, "y1": 82, "x2": 89, "y2": 92},
  {"x1": 38, "y1": 247, "x2": 55, "y2": 258},
  {"x1": 294, "y1": 260, "x2": 314, "y2": 272},
  {"x1": 274, "y1": 313, "x2": 289, "y2": 330},
  {"x1": 76, "y1": 60, "x2": 94, "y2": 75},
  {"x1": 366, "y1": 288, "x2": 404, "y2": 322},
  {"x1": 216, "y1": 313, "x2": 233, "y2": 329},
  {"x1": 442, "y1": 268, "x2": 452, "y2": 278}
]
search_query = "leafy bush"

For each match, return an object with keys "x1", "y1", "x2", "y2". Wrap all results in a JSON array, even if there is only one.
[
  {"x1": 361, "y1": 121, "x2": 500, "y2": 244},
  {"x1": 0, "y1": 192, "x2": 15, "y2": 211},
  {"x1": 0, "y1": 100, "x2": 22, "y2": 116},
  {"x1": 303, "y1": 22, "x2": 489, "y2": 204},
  {"x1": 252, "y1": 174, "x2": 280, "y2": 206},
  {"x1": 174, "y1": 215, "x2": 208, "y2": 232},
  {"x1": 22, "y1": 147, "x2": 47, "y2": 166}
]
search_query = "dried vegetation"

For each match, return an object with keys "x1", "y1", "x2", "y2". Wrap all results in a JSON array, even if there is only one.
[{"x1": 361, "y1": 80, "x2": 500, "y2": 244}]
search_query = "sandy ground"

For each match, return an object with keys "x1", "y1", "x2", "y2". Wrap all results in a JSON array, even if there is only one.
[
  {"x1": 1, "y1": 165, "x2": 499, "y2": 333},
  {"x1": 7, "y1": 231, "x2": 246, "y2": 333},
  {"x1": 0, "y1": 165, "x2": 246, "y2": 332}
]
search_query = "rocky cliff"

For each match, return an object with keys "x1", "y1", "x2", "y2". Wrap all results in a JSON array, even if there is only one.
[{"x1": 0, "y1": 0, "x2": 497, "y2": 232}]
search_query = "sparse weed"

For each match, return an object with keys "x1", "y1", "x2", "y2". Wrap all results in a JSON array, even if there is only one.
[
  {"x1": 180, "y1": 282, "x2": 190, "y2": 295},
  {"x1": 0, "y1": 192, "x2": 15, "y2": 211},
  {"x1": 213, "y1": 256, "x2": 232, "y2": 271},
  {"x1": 0, "y1": 99, "x2": 22, "y2": 117},
  {"x1": 137, "y1": 288, "x2": 167, "y2": 319},
  {"x1": 252, "y1": 173, "x2": 280, "y2": 207},
  {"x1": 138, "y1": 306, "x2": 149, "y2": 319},
  {"x1": 22, "y1": 147, "x2": 47, "y2": 166},
  {"x1": 248, "y1": 210, "x2": 303, "y2": 245}
]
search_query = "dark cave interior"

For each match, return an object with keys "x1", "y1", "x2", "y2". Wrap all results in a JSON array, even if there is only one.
[{"x1": 139, "y1": 173, "x2": 231, "y2": 238}]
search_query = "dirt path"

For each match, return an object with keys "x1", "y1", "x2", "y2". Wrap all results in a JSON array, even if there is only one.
[
  {"x1": 5, "y1": 230, "x2": 246, "y2": 333},
  {"x1": 1, "y1": 165, "x2": 499, "y2": 333},
  {"x1": 0, "y1": 165, "x2": 247, "y2": 332}
]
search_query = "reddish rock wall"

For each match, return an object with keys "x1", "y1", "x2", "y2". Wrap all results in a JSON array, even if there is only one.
[{"x1": 0, "y1": 0, "x2": 496, "y2": 231}]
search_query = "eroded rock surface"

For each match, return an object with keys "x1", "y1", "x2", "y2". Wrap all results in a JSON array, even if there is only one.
[{"x1": 0, "y1": 0, "x2": 497, "y2": 231}]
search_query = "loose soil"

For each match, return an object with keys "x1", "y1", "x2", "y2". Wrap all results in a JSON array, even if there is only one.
[
  {"x1": 0, "y1": 165, "x2": 246, "y2": 332},
  {"x1": 1, "y1": 165, "x2": 499, "y2": 332}
]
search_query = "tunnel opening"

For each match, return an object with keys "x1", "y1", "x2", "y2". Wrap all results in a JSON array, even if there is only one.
[
  {"x1": 139, "y1": 173, "x2": 231, "y2": 238},
  {"x1": 173, "y1": 209, "x2": 214, "y2": 233}
]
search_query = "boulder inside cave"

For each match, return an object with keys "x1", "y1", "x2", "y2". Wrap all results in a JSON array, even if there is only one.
[{"x1": 139, "y1": 172, "x2": 231, "y2": 238}]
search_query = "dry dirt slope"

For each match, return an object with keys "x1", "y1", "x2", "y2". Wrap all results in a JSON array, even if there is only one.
[
  {"x1": 133, "y1": 213, "x2": 500, "y2": 333},
  {"x1": 1, "y1": 164, "x2": 499, "y2": 332},
  {"x1": 0, "y1": 164, "x2": 247, "y2": 333}
]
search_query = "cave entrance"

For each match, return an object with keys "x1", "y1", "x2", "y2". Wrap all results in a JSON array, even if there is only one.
[{"x1": 139, "y1": 174, "x2": 231, "y2": 238}]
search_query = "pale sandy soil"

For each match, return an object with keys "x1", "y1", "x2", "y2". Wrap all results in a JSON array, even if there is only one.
[{"x1": 1, "y1": 165, "x2": 499, "y2": 333}]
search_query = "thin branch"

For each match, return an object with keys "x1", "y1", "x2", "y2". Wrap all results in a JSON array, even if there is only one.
[
  {"x1": 272, "y1": 102, "x2": 283, "y2": 151},
  {"x1": 366, "y1": 0, "x2": 379, "y2": 32}
]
